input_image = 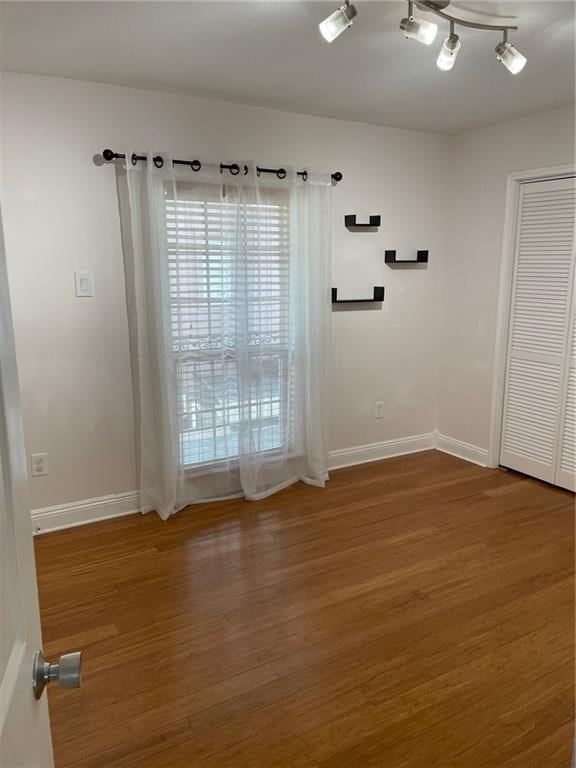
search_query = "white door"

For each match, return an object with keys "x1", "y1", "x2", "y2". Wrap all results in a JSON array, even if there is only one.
[
  {"x1": 0, "y1": 207, "x2": 54, "y2": 767},
  {"x1": 555, "y1": 284, "x2": 576, "y2": 491},
  {"x1": 500, "y1": 176, "x2": 576, "y2": 484}
]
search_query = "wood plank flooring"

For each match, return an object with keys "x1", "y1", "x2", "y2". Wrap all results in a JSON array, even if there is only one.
[{"x1": 34, "y1": 451, "x2": 575, "y2": 768}]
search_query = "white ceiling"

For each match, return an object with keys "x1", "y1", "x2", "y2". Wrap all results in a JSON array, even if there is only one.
[{"x1": 1, "y1": 1, "x2": 574, "y2": 134}]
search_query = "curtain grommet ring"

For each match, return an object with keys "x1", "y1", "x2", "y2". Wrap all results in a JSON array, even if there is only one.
[
  {"x1": 130, "y1": 153, "x2": 138, "y2": 166},
  {"x1": 219, "y1": 163, "x2": 224, "y2": 174},
  {"x1": 302, "y1": 170, "x2": 308, "y2": 182},
  {"x1": 256, "y1": 167, "x2": 261, "y2": 177},
  {"x1": 230, "y1": 163, "x2": 240, "y2": 176},
  {"x1": 277, "y1": 168, "x2": 287, "y2": 180},
  {"x1": 243, "y1": 165, "x2": 249, "y2": 175},
  {"x1": 153, "y1": 155, "x2": 164, "y2": 168},
  {"x1": 190, "y1": 160, "x2": 201, "y2": 172}
]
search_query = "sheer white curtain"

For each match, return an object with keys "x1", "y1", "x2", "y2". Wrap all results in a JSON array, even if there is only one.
[{"x1": 116, "y1": 153, "x2": 332, "y2": 519}]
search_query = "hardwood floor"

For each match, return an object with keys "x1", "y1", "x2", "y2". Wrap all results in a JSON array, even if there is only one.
[{"x1": 34, "y1": 450, "x2": 575, "y2": 768}]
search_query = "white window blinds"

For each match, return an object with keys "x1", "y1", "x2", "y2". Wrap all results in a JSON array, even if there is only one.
[{"x1": 165, "y1": 182, "x2": 291, "y2": 467}]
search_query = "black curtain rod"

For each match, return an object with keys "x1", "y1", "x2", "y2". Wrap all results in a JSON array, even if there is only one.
[{"x1": 102, "y1": 149, "x2": 343, "y2": 184}]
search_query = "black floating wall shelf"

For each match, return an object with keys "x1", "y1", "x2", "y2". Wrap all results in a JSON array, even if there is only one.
[
  {"x1": 345, "y1": 215, "x2": 381, "y2": 230},
  {"x1": 332, "y1": 287, "x2": 385, "y2": 304},
  {"x1": 385, "y1": 250, "x2": 429, "y2": 264}
]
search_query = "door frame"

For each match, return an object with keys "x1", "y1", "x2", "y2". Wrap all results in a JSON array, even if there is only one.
[{"x1": 487, "y1": 163, "x2": 576, "y2": 469}]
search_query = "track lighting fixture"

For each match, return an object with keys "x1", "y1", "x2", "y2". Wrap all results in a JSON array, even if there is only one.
[
  {"x1": 320, "y1": 1, "x2": 527, "y2": 76},
  {"x1": 436, "y1": 23, "x2": 460, "y2": 70},
  {"x1": 495, "y1": 32, "x2": 527, "y2": 75},
  {"x1": 319, "y1": 1, "x2": 358, "y2": 43},
  {"x1": 400, "y1": 14, "x2": 438, "y2": 45}
]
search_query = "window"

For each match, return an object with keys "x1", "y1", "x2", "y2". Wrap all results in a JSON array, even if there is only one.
[{"x1": 165, "y1": 182, "x2": 291, "y2": 467}]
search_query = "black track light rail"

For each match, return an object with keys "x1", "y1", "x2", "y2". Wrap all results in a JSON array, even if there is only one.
[{"x1": 101, "y1": 149, "x2": 343, "y2": 184}]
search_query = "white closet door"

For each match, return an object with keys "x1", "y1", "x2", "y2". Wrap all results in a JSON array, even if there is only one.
[
  {"x1": 500, "y1": 177, "x2": 576, "y2": 483},
  {"x1": 556, "y1": 295, "x2": 576, "y2": 490}
]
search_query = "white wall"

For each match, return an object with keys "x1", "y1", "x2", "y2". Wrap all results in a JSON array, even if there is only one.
[
  {"x1": 3, "y1": 73, "x2": 573, "y2": 514},
  {"x1": 1, "y1": 73, "x2": 450, "y2": 510},
  {"x1": 437, "y1": 105, "x2": 575, "y2": 450}
]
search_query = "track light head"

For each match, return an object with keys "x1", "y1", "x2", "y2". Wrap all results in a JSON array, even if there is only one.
[
  {"x1": 495, "y1": 40, "x2": 527, "y2": 74},
  {"x1": 319, "y1": 1, "x2": 358, "y2": 43},
  {"x1": 400, "y1": 15, "x2": 438, "y2": 45},
  {"x1": 436, "y1": 32, "x2": 460, "y2": 71}
]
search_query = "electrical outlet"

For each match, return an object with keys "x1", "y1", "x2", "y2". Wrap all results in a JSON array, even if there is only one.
[
  {"x1": 375, "y1": 402, "x2": 385, "y2": 420},
  {"x1": 30, "y1": 452, "x2": 48, "y2": 477}
]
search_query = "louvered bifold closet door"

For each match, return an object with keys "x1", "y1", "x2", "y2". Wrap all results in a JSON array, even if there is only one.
[
  {"x1": 556, "y1": 287, "x2": 576, "y2": 490},
  {"x1": 500, "y1": 177, "x2": 576, "y2": 483}
]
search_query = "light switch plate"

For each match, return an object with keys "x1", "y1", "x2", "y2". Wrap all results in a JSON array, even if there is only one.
[{"x1": 74, "y1": 271, "x2": 94, "y2": 297}]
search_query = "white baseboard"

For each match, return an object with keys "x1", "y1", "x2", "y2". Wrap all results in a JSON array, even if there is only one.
[
  {"x1": 31, "y1": 432, "x2": 489, "y2": 533},
  {"x1": 434, "y1": 431, "x2": 489, "y2": 467},
  {"x1": 32, "y1": 491, "x2": 141, "y2": 535},
  {"x1": 328, "y1": 432, "x2": 436, "y2": 470}
]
